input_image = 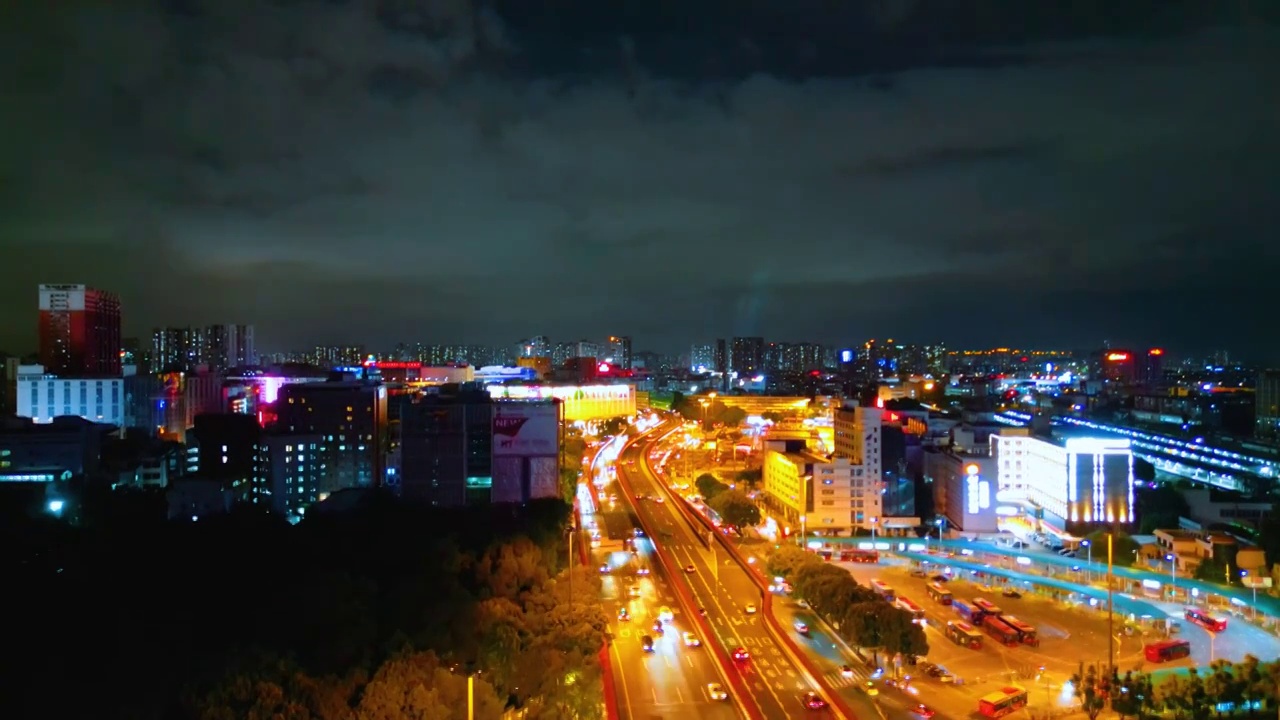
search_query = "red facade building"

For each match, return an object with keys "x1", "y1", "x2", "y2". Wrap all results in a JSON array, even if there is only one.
[{"x1": 38, "y1": 284, "x2": 122, "y2": 377}]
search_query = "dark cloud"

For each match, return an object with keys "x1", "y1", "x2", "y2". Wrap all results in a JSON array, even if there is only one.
[{"x1": 0, "y1": 1, "x2": 1277, "y2": 358}]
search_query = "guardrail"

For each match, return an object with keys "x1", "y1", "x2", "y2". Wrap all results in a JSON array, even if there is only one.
[
  {"x1": 616, "y1": 426, "x2": 765, "y2": 720},
  {"x1": 643, "y1": 440, "x2": 860, "y2": 720}
]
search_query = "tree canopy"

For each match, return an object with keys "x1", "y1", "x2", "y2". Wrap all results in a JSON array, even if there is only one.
[
  {"x1": 695, "y1": 473, "x2": 728, "y2": 500},
  {"x1": 767, "y1": 545, "x2": 927, "y2": 661},
  {"x1": 707, "y1": 489, "x2": 761, "y2": 529},
  {"x1": 1, "y1": 496, "x2": 605, "y2": 720}
]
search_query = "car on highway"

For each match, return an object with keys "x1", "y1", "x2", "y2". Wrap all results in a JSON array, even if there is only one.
[
  {"x1": 658, "y1": 606, "x2": 673, "y2": 622},
  {"x1": 637, "y1": 567, "x2": 650, "y2": 575},
  {"x1": 683, "y1": 632, "x2": 701, "y2": 647},
  {"x1": 641, "y1": 635, "x2": 654, "y2": 652},
  {"x1": 744, "y1": 603, "x2": 757, "y2": 614},
  {"x1": 732, "y1": 647, "x2": 751, "y2": 661},
  {"x1": 599, "y1": 564, "x2": 610, "y2": 574},
  {"x1": 1001, "y1": 587, "x2": 1022, "y2": 599},
  {"x1": 707, "y1": 683, "x2": 728, "y2": 701},
  {"x1": 802, "y1": 692, "x2": 828, "y2": 710},
  {"x1": 794, "y1": 621, "x2": 809, "y2": 635},
  {"x1": 929, "y1": 574, "x2": 949, "y2": 583},
  {"x1": 684, "y1": 564, "x2": 696, "y2": 573},
  {"x1": 652, "y1": 621, "x2": 664, "y2": 635},
  {"x1": 618, "y1": 608, "x2": 630, "y2": 621},
  {"x1": 840, "y1": 665, "x2": 854, "y2": 679},
  {"x1": 627, "y1": 585, "x2": 641, "y2": 598},
  {"x1": 914, "y1": 704, "x2": 936, "y2": 718},
  {"x1": 860, "y1": 681, "x2": 879, "y2": 697}
]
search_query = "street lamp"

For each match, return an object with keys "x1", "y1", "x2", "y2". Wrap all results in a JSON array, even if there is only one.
[
  {"x1": 1165, "y1": 553, "x2": 1177, "y2": 596},
  {"x1": 1080, "y1": 539, "x2": 1092, "y2": 583},
  {"x1": 1242, "y1": 570, "x2": 1257, "y2": 617},
  {"x1": 799, "y1": 514, "x2": 807, "y2": 549}
]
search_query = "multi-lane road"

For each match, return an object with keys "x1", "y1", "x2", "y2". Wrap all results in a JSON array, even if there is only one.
[
  {"x1": 586, "y1": 438, "x2": 746, "y2": 720},
  {"x1": 618, "y1": 429, "x2": 839, "y2": 719}
]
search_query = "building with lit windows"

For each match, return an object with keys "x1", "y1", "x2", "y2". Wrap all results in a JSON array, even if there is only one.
[
  {"x1": 990, "y1": 432, "x2": 1135, "y2": 532},
  {"x1": 605, "y1": 336, "x2": 632, "y2": 370},
  {"x1": 260, "y1": 432, "x2": 324, "y2": 517},
  {"x1": 38, "y1": 284, "x2": 122, "y2": 377},
  {"x1": 275, "y1": 379, "x2": 388, "y2": 494},
  {"x1": 923, "y1": 451, "x2": 999, "y2": 534},
  {"x1": 763, "y1": 402, "x2": 884, "y2": 534},
  {"x1": 17, "y1": 365, "x2": 123, "y2": 426},
  {"x1": 485, "y1": 383, "x2": 634, "y2": 421}
]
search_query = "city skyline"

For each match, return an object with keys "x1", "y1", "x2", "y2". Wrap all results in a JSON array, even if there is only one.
[{"x1": 2, "y1": 3, "x2": 1277, "y2": 357}]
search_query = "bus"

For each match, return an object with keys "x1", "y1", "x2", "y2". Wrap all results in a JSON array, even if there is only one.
[
  {"x1": 945, "y1": 621, "x2": 984, "y2": 650},
  {"x1": 978, "y1": 686, "x2": 1028, "y2": 718},
  {"x1": 981, "y1": 615, "x2": 1022, "y2": 647},
  {"x1": 870, "y1": 579, "x2": 896, "y2": 602},
  {"x1": 1144, "y1": 639, "x2": 1192, "y2": 663},
  {"x1": 1185, "y1": 608, "x2": 1228, "y2": 633},
  {"x1": 926, "y1": 583, "x2": 953, "y2": 605},
  {"x1": 841, "y1": 549, "x2": 880, "y2": 563},
  {"x1": 896, "y1": 597, "x2": 926, "y2": 623},
  {"x1": 971, "y1": 598, "x2": 1004, "y2": 623},
  {"x1": 1001, "y1": 615, "x2": 1040, "y2": 647}
]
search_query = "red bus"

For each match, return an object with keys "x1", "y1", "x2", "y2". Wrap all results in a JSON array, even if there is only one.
[
  {"x1": 970, "y1": 598, "x2": 1003, "y2": 623},
  {"x1": 926, "y1": 583, "x2": 953, "y2": 605},
  {"x1": 870, "y1": 579, "x2": 896, "y2": 602},
  {"x1": 979, "y1": 687, "x2": 1028, "y2": 718},
  {"x1": 1185, "y1": 608, "x2": 1228, "y2": 633},
  {"x1": 897, "y1": 597, "x2": 926, "y2": 622},
  {"x1": 841, "y1": 549, "x2": 879, "y2": 563},
  {"x1": 945, "y1": 621, "x2": 984, "y2": 649},
  {"x1": 1144, "y1": 639, "x2": 1191, "y2": 663},
  {"x1": 982, "y1": 615, "x2": 1021, "y2": 647},
  {"x1": 1001, "y1": 615, "x2": 1040, "y2": 647}
]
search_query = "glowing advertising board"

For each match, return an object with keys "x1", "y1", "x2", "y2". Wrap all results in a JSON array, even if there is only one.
[{"x1": 493, "y1": 403, "x2": 560, "y2": 457}]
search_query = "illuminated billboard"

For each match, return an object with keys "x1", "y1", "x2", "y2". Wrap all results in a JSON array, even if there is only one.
[
  {"x1": 1105, "y1": 352, "x2": 1130, "y2": 362},
  {"x1": 493, "y1": 402, "x2": 560, "y2": 457},
  {"x1": 491, "y1": 401, "x2": 562, "y2": 503},
  {"x1": 487, "y1": 383, "x2": 636, "y2": 422}
]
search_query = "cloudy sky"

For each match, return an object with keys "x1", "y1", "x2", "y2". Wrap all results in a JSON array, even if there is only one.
[{"x1": 2, "y1": 1, "x2": 1278, "y2": 358}]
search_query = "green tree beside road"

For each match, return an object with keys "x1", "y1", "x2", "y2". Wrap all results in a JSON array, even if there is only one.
[
  {"x1": 708, "y1": 488, "x2": 761, "y2": 529},
  {"x1": 767, "y1": 545, "x2": 928, "y2": 662},
  {"x1": 1082, "y1": 529, "x2": 1141, "y2": 567},
  {"x1": 695, "y1": 472, "x2": 728, "y2": 500}
]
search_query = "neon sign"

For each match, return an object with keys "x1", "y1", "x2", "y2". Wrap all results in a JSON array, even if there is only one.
[
  {"x1": 1148, "y1": 348, "x2": 1163, "y2": 356},
  {"x1": 371, "y1": 361, "x2": 421, "y2": 370},
  {"x1": 1105, "y1": 352, "x2": 1130, "y2": 362}
]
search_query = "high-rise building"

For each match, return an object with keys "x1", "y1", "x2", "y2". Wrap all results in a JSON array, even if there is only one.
[
  {"x1": 730, "y1": 337, "x2": 764, "y2": 376},
  {"x1": 204, "y1": 324, "x2": 256, "y2": 371},
  {"x1": 606, "y1": 336, "x2": 632, "y2": 370},
  {"x1": 1257, "y1": 370, "x2": 1280, "y2": 439},
  {"x1": 38, "y1": 284, "x2": 122, "y2": 376},
  {"x1": 690, "y1": 344, "x2": 715, "y2": 372},
  {"x1": 152, "y1": 327, "x2": 206, "y2": 373},
  {"x1": 275, "y1": 378, "x2": 388, "y2": 494}
]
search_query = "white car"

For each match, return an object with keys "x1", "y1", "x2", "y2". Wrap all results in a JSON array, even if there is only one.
[
  {"x1": 744, "y1": 603, "x2": 757, "y2": 614},
  {"x1": 628, "y1": 586, "x2": 641, "y2": 598},
  {"x1": 707, "y1": 683, "x2": 728, "y2": 701},
  {"x1": 683, "y1": 632, "x2": 702, "y2": 647}
]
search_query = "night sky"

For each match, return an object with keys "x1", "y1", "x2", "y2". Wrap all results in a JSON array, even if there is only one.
[{"x1": 2, "y1": 1, "x2": 1278, "y2": 357}]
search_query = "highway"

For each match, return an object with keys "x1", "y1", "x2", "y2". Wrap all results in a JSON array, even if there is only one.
[
  {"x1": 618, "y1": 431, "x2": 838, "y2": 720},
  {"x1": 585, "y1": 440, "x2": 746, "y2": 720}
]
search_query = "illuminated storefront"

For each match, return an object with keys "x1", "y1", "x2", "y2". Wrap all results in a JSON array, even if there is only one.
[{"x1": 486, "y1": 384, "x2": 635, "y2": 421}]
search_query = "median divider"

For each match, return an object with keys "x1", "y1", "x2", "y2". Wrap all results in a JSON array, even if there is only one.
[
  {"x1": 644, "y1": 446, "x2": 861, "y2": 720},
  {"x1": 617, "y1": 428, "x2": 765, "y2": 720}
]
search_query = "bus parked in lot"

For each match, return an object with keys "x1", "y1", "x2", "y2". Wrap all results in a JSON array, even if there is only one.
[
  {"x1": 978, "y1": 686, "x2": 1027, "y2": 718},
  {"x1": 945, "y1": 621, "x2": 984, "y2": 649},
  {"x1": 1144, "y1": 639, "x2": 1191, "y2": 663},
  {"x1": 870, "y1": 579, "x2": 896, "y2": 602},
  {"x1": 926, "y1": 583, "x2": 953, "y2": 605},
  {"x1": 1000, "y1": 615, "x2": 1039, "y2": 647},
  {"x1": 897, "y1": 597, "x2": 926, "y2": 623}
]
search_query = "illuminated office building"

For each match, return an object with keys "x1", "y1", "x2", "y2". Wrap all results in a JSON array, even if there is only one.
[{"x1": 991, "y1": 433, "x2": 1135, "y2": 531}]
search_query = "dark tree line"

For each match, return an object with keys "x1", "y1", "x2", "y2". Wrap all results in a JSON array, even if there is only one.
[
  {"x1": 766, "y1": 545, "x2": 928, "y2": 663},
  {"x1": 1073, "y1": 656, "x2": 1280, "y2": 720},
  {"x1": 2, "y1": 493, "x2": 605, "y2": 720}
]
